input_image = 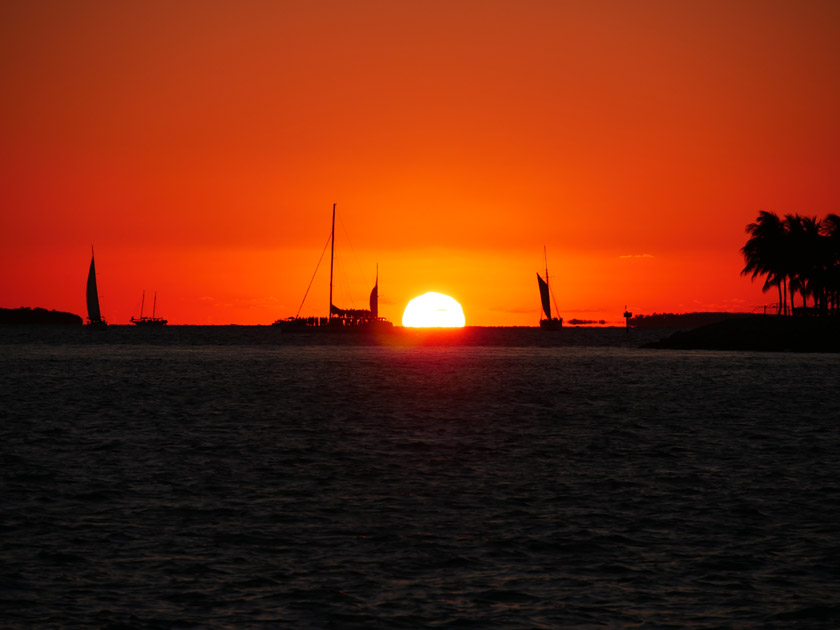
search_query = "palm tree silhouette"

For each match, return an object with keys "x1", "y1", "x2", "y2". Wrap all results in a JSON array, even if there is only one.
[
  {"x1": 822, "y1": 214, "x2": 840, "y2": 314},
  {"x1": 742, "y1": 211, "x2": 788, "y2": 315},
  {"x1": 784, "y1": 214, "x2": 822, "y2": 311},
  {"x1": 742, "y1": 211, "x2": 840, "y2": 317}
]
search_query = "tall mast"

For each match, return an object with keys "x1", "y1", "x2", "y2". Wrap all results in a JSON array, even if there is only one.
[
  {"x1": 328, "y1": 203, "x2": 336, "y2": 321},
  {"x1": 140, "y1": 290, "x2": 146, "y2": 318},
  {"x1": 543, "y1": 245, "x2": 549, "y2": 292},
  {"x1": 543, "y1": 246, "x2": 560, "y2": 320},
  {"x1": 152, "y1": 292, "x2": 157, "y2": 318}
]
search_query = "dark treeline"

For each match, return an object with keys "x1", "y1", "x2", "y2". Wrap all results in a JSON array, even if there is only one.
[
  {"x1": 0, "y1": 307, "x2": 83, "y2": 325},
  {"x1": 742, "y1": 211, "x2": 840, "y2": 316}
]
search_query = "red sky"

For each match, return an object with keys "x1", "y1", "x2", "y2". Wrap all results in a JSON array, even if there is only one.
[{"x1": 3, "y1": 1, "x2": 840, "y2": 325}]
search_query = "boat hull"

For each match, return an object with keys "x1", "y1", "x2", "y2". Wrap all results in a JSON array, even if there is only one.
[
  {"x1": 540, "y1": 318, "x2": 563, "y2": 330},
  {"x1": 273, "y1": 317, "x2": 393, "y2": 331},
  {"x1": 131, "y1": 317, "x2": 168, "y2": 326}
]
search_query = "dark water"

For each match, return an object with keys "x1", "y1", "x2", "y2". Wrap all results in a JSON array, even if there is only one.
[{"x1": 2, "y1": 327, "x2": 839, "y2": 628}]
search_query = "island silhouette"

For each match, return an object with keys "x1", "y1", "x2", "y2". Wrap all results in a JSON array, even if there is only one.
[{"x1": 0, "y1": 307, "x2": 82, "y2": 326}]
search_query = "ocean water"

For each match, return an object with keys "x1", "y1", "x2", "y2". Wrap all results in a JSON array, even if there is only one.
[{"x1": 2, "y1": 327, "x2": 839, "y2": 629}]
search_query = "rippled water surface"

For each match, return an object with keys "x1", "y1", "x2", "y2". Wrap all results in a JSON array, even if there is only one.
[{"x1": 2, "y1": 328, "x2": 839, "y2": 628}]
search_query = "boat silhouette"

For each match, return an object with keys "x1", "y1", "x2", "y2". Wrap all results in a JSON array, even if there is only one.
[
  {"x1": 131, "y1": 290, "x2": 168, "y2": 326},
  {"x1": 85, "y1": 247, "x2": 108, "y2": 329},
  {"x1": 537, "y1": 247, "x2": 563, "y2": 329},
  {"x1": 273, "y1": 204, "x2": 392, "y2": 330}
]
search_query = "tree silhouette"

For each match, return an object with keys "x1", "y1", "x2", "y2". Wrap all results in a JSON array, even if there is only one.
[
  {"x1": 784, "y1": 214, "x2": 816, "y2": 311},
  {"x1": 823, "y1": 214, "x2": 840, "y2": 313},
  {"x1": 742, "y1": 211, "x2": 788, "y2": 315},
  {"x1": 742, "y1": 211, "x2": 840, "y2": 316}
]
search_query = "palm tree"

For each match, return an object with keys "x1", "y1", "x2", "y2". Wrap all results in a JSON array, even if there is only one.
[
  {"x1": 742, "y1": 211, "x2": 840, "y2": 316},
  {"x1": 742, "y1": 211, "x2": 787, "y2": 315},
  {"x1": 784, "y1": 214, "x2": 823, "y2": 313},
  {"x1": 822, "y1": 214, "x2": 840, "y2": 315}
]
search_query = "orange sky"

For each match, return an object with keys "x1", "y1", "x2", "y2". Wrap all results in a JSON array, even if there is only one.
[{"x1": 3, "y1": 1, "x2": 840, "y2": 325}]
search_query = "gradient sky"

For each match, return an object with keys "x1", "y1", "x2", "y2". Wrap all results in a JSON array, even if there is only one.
[{"x1": 3, "y1": 0, "x2": 840, "y2": 325}]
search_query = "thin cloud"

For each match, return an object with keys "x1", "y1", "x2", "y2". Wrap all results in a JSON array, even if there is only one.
[{"x1": 619, "y1": 254, "x2": 654, "y2": 259}]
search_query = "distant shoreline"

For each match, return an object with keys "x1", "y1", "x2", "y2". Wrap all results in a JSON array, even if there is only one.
[
  {"x1": 7, "y1": 313, "x2": 838, "y2": 351},
  {"x1": 0, "y1": 307, "x2": 757, "y2": 330},
  {"x1": 0, "y1": 307, "x2": 82, "y2": 326},
  {"x1": 630, "y1": 311, "x2": 755, "y2": 329},
  {"x1": 644, "y1": 315, "x2": 840, "y2": 352}
]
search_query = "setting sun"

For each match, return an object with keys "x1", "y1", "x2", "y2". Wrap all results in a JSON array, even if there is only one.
[
  {"x1": 3, "y1": 3, "x2": 840, "y2": 325},
  {"x1": 402, "y1": 292, "x2": 466, "y2": 328}
]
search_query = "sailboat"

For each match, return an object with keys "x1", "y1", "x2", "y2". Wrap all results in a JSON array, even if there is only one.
[
  {"x1": 273, "y1": 204, "x2": 392, "y2": 330},
  {"x1": 537, "y1": 247, "x2": 563, "y2": 329},
  {"x1": 131, "y1": 290, "x2": 168, "y2": 326},
  {"x1": 85, "y1": 247, "x2": 108, "y2": 329}
]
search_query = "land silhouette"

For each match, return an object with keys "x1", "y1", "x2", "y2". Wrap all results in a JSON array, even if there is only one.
[
  {"x1": 650, "y1": 212, "x2": 840, "y2": 351},
  {"x1": 644, "y1": 315, "x2": 840, "y2": 352},
  {"x1": 0, "y1": 307, "x2": 82, "y2": 325},
  {"x1": 631, "y1": 312, "x2": 754, "y2": 328}
]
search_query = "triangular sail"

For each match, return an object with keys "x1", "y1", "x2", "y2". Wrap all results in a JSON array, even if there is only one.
[
  {"x1": 537, "y1": 272, "x2": 551, "y2": 320},
  {"x1": 86, "y1": 252, "x2": 102, "y2": 324},
  {"x1": 369, "y1": 266, "x2": 378, "y2": 319}
]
